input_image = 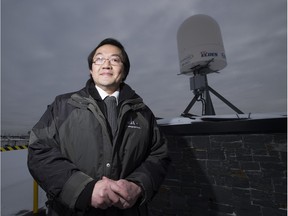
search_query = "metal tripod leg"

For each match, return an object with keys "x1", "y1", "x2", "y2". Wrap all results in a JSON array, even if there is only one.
[
  {"x1": 208, "y1": 86, "x2": 244, "y2": 114},
  {"x1": 182, "y1": 93, "x2": 200, "y2": 116}
]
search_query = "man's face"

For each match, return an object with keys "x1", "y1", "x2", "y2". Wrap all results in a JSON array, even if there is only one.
[{"x1": 90, "y1": 44, "x2": 125, "y2": 94}]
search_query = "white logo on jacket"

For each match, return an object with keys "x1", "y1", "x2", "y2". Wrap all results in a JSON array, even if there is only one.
[{"x1": 127, "y1": 118, "x2": 141, "y2": 129}]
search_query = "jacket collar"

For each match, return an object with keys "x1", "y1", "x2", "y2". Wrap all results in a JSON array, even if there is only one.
[
  {"x1": 85, "y1": 79, "x2": 140, "y2": 105},
  {"x1": 86, "y1": 79, "x2": 102, "y2": 101}
]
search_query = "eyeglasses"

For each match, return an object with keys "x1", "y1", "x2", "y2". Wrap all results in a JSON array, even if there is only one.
[{"x1": 93, "y1": 55, "x2": 123, "y2": 66}]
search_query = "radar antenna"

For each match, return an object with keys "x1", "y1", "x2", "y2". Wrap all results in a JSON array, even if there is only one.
[{"x1": 177, "y1": 14, "x2": 243, "y2": 116}]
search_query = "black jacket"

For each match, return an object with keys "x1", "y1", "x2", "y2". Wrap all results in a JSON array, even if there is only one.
[{"x1": 28, "y1": 79, "x2": 170, "y2": 215}]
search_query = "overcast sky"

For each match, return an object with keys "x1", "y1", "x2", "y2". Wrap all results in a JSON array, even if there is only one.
[{"x1": 1, "y1": 0, "x2": 287, "y2": 134}]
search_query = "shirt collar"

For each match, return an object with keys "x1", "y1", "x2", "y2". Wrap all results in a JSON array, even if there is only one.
[{"x1": 95, "y1": 85, "x2": 119, "y2": 104}]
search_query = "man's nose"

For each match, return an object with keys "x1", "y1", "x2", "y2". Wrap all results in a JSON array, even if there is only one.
[{"x1": 102, "y1": 59, "x2": 112, "y2": 68}]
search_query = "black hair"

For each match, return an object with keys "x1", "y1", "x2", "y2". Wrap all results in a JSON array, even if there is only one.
[{"x1": 88, "y1": 38, "x2": 130, "y2": 81}]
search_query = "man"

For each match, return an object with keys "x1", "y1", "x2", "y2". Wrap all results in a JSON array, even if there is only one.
[{"x1": 27, "y1": 38, "x2": 170, "y2": 216}]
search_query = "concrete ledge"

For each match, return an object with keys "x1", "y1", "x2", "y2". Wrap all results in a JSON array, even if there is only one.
[{"x1": 159, "y1": 115, "x2": 287, "y2": 135}]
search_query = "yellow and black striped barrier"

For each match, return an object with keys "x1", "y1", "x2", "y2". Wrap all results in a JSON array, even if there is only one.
[
  {"x1": 0, "y1": 145, "x2": 28, "y2": 152},
  {"x1": 1, "y1": 144, "x2": 40, "y2": 213}
]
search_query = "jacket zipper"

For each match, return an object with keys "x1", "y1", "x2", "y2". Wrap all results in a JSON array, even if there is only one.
[{"x1": 69, "y1": 94, "x2": 145, "y2": 177}]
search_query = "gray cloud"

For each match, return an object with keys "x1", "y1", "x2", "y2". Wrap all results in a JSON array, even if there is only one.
[{"x1": 1, "y1": 0, "x2": 286, "y2": 134}]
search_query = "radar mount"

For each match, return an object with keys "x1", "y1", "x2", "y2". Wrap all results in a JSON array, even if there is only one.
[{"x1": 181, "y1": 59, "x2": 244, "y2": 117}]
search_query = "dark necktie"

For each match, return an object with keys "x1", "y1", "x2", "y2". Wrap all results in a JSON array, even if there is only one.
[{"x1": 104, "y1": 96, "x2": 117, "y2": 136}]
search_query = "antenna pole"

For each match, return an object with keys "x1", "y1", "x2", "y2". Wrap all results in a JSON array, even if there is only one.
[{"x1": 203, "y1": 75, "x2": 216, "y2": 115}]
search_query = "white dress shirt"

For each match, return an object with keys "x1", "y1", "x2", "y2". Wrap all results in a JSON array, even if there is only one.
[{"x1": 95, "y1": 85, "x2": 119, "y2": 105}]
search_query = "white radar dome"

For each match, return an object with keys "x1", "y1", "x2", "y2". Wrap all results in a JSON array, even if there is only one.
[{"x1": 177, "y1": 14, "x2": 227, "y2": 75}]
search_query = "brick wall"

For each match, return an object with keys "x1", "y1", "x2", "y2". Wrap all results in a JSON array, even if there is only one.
[{"x1": 149, "y1": 133, "x2": 287, "y2": 216}]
